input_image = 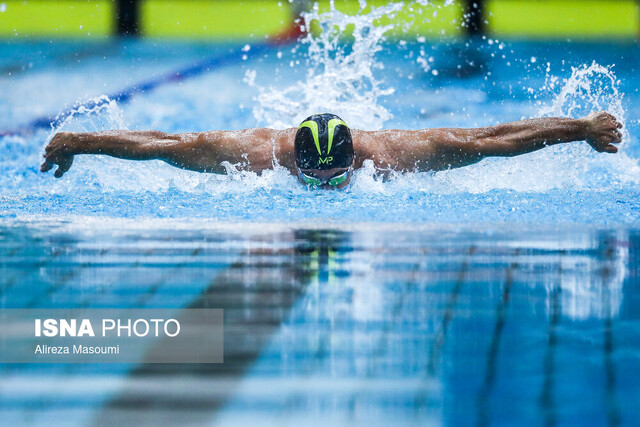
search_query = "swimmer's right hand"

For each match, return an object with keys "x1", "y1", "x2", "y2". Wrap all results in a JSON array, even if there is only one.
[{"x1": 41, "y1": 132, "x2": 76, "y2": 178}]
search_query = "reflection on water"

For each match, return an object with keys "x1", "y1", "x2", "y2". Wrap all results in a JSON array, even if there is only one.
[{"x1": 0, "y1": 220, "x2": 639, "y2": 426}]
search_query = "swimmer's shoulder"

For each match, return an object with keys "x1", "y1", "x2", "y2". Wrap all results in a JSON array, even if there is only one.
[
  {"x1": 274, "y1": 127, "x2": 297, "y2": 172},
  {"x1": 351, "y1": 128, "x2": 395, "y2": 167}
]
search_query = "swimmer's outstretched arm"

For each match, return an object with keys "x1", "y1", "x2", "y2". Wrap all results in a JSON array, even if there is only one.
[
  {"x1": 360, "y1": 111, "x2": 623, "y2": 172},
  {"x1": 41, "y1": 128, "x2": 298, "y2": 177}
]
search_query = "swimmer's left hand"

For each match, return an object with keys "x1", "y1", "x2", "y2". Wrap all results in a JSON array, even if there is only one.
[
  {"x1": 41, "y1": 132, "x2": 76, "y2": 178},
  {"x1": 583, "y1": 111, "x2": 623, "y2": 154}
]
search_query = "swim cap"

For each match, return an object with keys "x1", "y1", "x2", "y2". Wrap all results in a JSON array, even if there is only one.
[{"x1": 295, "y1": 113, "x2": 353, "y2": 170}]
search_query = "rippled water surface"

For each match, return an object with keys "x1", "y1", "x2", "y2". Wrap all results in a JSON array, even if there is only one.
[
  {"x1": 0, "y1": 220, "x2": 639, "y2": 426},
  {"x1": 1, "y1": 38, "x2": 640, "y2": 224},
  {"x1": 1, "y1": 4, "x2": 640, "y2": 425}
]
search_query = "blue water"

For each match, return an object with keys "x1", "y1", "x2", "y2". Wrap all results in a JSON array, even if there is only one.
[
  {"x1": 1, "y1": 34, "x2": 640, "y2": 426},
  {"x1": 1, "y1": 221, "x2": 639, "y2": 426},
  {"x1": 1, "y1": 39, "x2": 640, "y2": 224}
]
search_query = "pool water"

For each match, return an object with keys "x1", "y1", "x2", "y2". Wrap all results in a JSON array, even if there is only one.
[
  {"x1": 1, "y1": 221, "x2": 639, "y2": 426},
  {"x1": 1, "y1": 4, "x2": 640, "y2": 425},
  {"x1": 1, "y1": 39, "x2": 640, "y2": 224}
]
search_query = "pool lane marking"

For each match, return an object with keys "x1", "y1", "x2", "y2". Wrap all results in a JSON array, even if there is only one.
[
  {"x1": 95, "y1": 254, "x2": 312, "y2": 420},
  {"x1": 476, "y1": 255, "x2": 518, "y2": 427},
  {"x1": 539, "y1": 276, "x2": 561, "y2": 426},
  {"x1": 1, "y1": 28, "x2": 303, "y2": 138},
  {"x1": 1, "y1": 44, "x2": 270, "y2": 137},
  {"x1": 426, "y1": 245, "x2": 476, "y2": 375},
  {"x1": 601, "y1": 238, "x2": 621, "y2": 427},
  {"x1": 413, "y1": 245, "x2": 475, "y2": 411}
]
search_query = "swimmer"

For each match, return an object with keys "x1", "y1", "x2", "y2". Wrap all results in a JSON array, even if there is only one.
[{"x1": 41, "y1": 111, "x2": 623, "y2": 189}]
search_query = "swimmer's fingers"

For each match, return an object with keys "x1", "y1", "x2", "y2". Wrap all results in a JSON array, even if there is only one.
[
  {"x1": 589, "y1": 111, "x2": 623, "y2": 130},
  {"x1": 586, "y1": 134, "x2": 620, "y2": 153},
  {"x1": 41, "y1": 149, "x2": 61, "y2": 174},
  {"x1": 603, "y1": 112, "x2": 622, "y2": 129},
  {"x1": 40, "y1": 159, "x2": 54, "y2": 172},
  {"x1": 40, "y1": 148, "x2": 59, "y2": 173},
  {"x1": 597, "y1": 128, "x2": 622, "y2": 145},
  {"x1": 53, "y1": 157, "x2": 73, "y2": 178},
  {"x1": 41, "y1": 146, "x2": 74, "y2": 177},
  {"x1": 613, "y1": 130, "x2": 623, "y2": 143},
  {"x1": 584, "y1": 112, "x2": 624, "y2": 154},
  {"x1": 604, "y1": 129, "x2": 622, "y2": 145},
  {"x1": 41, "y1": 131, "x2": 81, "y2": 177},
  {"x1": 600, "y1": 115, "x2": 621, "y2": 131},
  {"x1": 596, "y1": 133, "x2": 619, "y2": 153}
]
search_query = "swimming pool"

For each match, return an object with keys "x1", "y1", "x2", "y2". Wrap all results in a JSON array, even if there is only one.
[
  {"x1": 1, "y1": 4, "x2": 640, "y2": 425},
  {"x1": 1, "y1": 37, "x2": 639, "y2": 224}
]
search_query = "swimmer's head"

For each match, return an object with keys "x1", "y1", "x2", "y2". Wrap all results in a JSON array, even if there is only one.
[
  {"x1": 295, "y1": 113, "x2": 354, "y2": 189},
  {"x1": 295, "y1": 113, "x2": 353, "y2": 170}
]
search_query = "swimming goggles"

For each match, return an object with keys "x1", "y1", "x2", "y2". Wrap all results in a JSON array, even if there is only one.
[{"x1": 299, "y1": 169, "x2": 350, "y2": 187}]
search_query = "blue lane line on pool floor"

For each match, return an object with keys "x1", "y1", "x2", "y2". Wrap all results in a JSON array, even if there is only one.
[{"x1": 0, "y1": 42, "x2": 275, "y2": 137}]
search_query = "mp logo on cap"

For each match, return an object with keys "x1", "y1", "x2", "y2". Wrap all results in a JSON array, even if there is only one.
[{"x1": 298, "y1": 118, "x2": 348, "y2": 165}]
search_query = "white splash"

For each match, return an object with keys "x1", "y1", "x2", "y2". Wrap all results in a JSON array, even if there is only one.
[
  {"x1": 539, "y1": 61, "x2": 629, "y2": 141},
  {"x1": 420, "y1": 62, "x2": 640, "y2": 194},
  {"x1": 42, "y1": 96, "x2": 211, "y2": 193},
  {"x1": 27, "y1": 11, "x2": 639, "y2": 200},
  {"x1": 247, "y1": 1, "x2": 402, "y2": 130},
  {"x1": 533, "y1": 62, "x2": 639, "y2": 187},
  {"x1": 46, "y1": 95, "x2": 127, "y2": 139}
]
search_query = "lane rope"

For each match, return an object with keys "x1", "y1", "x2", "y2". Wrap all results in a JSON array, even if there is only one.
[{"x1": 1, "y1": 22, "x2": 304, "y2": 138}]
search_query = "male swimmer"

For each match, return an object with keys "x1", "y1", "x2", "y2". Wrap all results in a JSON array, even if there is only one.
[{"x1": 41, "y1": 111, "x2": 623, "y2": 189}]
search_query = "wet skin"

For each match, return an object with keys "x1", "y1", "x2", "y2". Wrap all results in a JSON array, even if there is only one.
[{"x1": 41, "y1": 111, "x2": 623, "y2": 186}]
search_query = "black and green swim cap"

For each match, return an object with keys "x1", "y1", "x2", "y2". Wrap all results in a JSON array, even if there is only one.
[{"x1": 294, "y1": 113, "x2": 354, "y2": 170}]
